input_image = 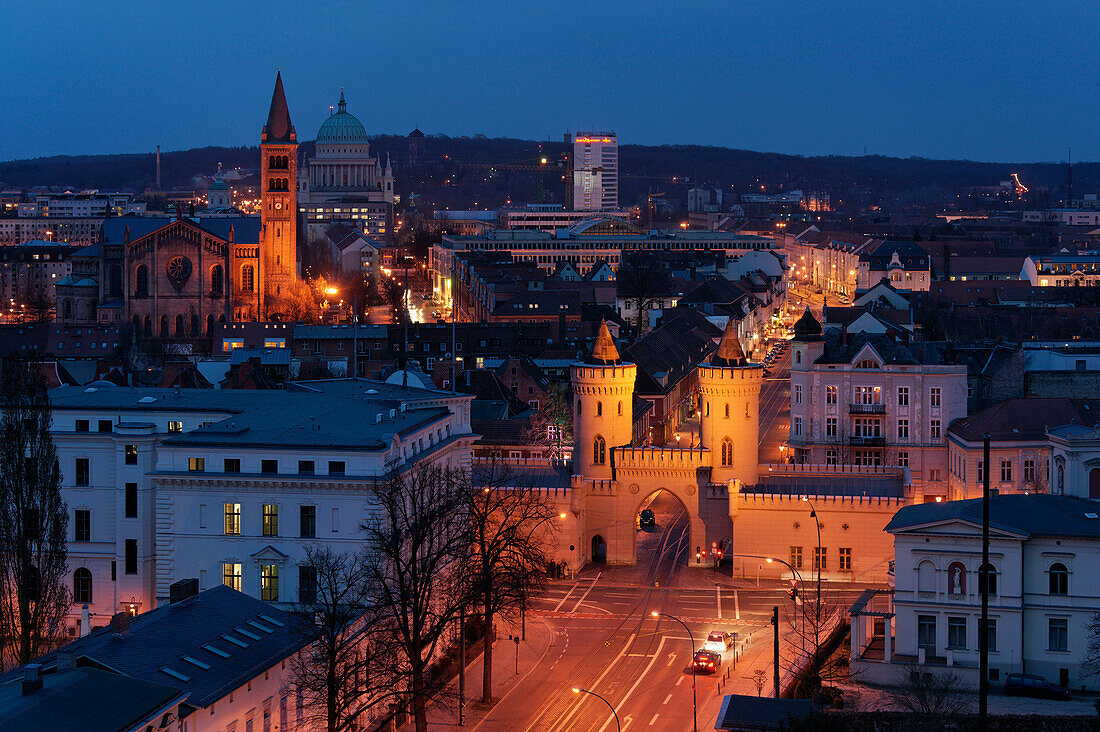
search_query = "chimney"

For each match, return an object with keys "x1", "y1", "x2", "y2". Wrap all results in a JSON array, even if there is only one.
[
  {"x1": 169, "y1": 578, "x2": 200, "y2": 604},
  {"x1": 22, "y1": 664, "x2": 42, "y2": 695},
  {"x1": 841, "y1": 325, "x2": 848, "y2": 346},
  {"x1": 56, "y1": 650, "x2": 77, "y2": 674},
  {"x1": 110, "y1": 611, "x2": 131, "y2": 636}
]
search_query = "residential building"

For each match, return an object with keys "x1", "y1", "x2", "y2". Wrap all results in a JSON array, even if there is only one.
[
  {"x1": 788, "y1": 310, "x2": 967, "y2": 497},
  {"x1": 50, "y1": 378, "x2": 474, "y2": 624},
  {"x1": 16, "y1": 191, "x2": 145, "y2": 218},
  {"x1": 853, "y1": 494, "x2": 1100, "y2": 691},
  {"x1": 947, "y1": 398, "x2": 1100, "y2": 500},
  {"x1": 1021, "y1": 253, "x2": 1100, "y2": 287},
  {"x1": 572, "y1": 131, "x2": 618, "y2": 211},
  {"x1": 0, "y1": 216, "x2": 103, "y2": 247},
  {"x1": 499, "y1": 203, "x2": 629, "y2": 232},
  {"x1": 0, "y1": 241, "x2": 73, "y2": 307}
]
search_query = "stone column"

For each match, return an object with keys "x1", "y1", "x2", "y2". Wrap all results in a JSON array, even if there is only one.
[{"x1": 884, "y1": 617, "x2": 892, "y2": 662}]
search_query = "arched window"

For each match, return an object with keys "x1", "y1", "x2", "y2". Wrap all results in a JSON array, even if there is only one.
[
  {"x1": 132, "y1": 315, "x2": 141, "y2": 332},
  {"x1": 617, "y1": 401, "x2": 623, "y2": 416},
  {"x1": 795, "y1": 351, "x2": 802, "y2": 364},
  {"x1": 210, "y1": 264, "x2": 224, "y2": 295},
  {"x1": 135, "y1": 265, "x2": 149, "y2": 297},
  {"x1": 62, "y1": 300, "x2": 72, "y2": 320},
  {"x1": 73, "y1": 568, "x2": 92, "y2": 604},
  {"x1": 175, "y1": 314, "x2": 186, "y2": 337},
  {"x1": 1057, "y1": 462, "x2": 1065, "y2": 493},
  {"x1": 207, "y1": 314, "x2": 215, "y2": 335},
  {"x1": 241, "y1": 265, "x2": 255, "y2": 292},
  {"x1": 917, "y1": 560, "x2": 935, "y2": 594},
  {"x1": 978, "y1": 562, "x2": 997, "y2": 596},
  {"x1": 724, "y1": 403, "x2": 730, "y2": 419},
  {"x1": 269, "y1": 155, "x2": 276, "y2": 168},
  {"x1": 593, "y1": 435, "x2": 606, "y2": 465},
  {"x1": 1049, "y1": 563, "x2": 1068, "y2": 595},
  {"x1": 269, "y1": 177, "x2": 276, "y2": 191},
  {"x1": 143, "y1": 316, "x2": 152, "y2": 337},
  {"x1": 159, "y1": 315, "x2": 169, "y2": 338},
  {"x1": 576, "y1": 400, "x2": 582, "y2": 415},
  {"x1": 721, "y1": 438, "x2": 733, "y2": 467},
  {"x1": 596, "y1": 402, "x2": 602, "y2": 417},
  {"x1": 190, "y1": 314, "x2": 199, "y2": 337}
]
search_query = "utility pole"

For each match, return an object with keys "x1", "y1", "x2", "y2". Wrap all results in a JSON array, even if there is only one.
[
  {"x1": 772, "y1": 606, "x2": 780, "y2": 698},
  {"x1": 979, "y1": 433, "x2": 991, "y2": 728},
  {"x1": 458, "y1": 605, "x2": 465, "y2": 726},
  {"x1": 402, "y1": 246, "x2": 409, "y2": 388}
]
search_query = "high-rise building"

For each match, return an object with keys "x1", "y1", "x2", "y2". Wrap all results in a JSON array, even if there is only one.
[{"x1": 572, "y1": 131, "x2": 618, "y2": 211}]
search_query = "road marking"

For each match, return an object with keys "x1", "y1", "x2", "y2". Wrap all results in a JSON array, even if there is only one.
[
  {"x1": 539, "y1": 630, "x2": 635, "y2": 732},
  {"x1": 577, "y1": 602, "x2": 614, "y2": 615},
  {"x1": 666, "y1": 652, "x2": 675, "y2": 667},
  {"x1": 570, "y1": 571, "x2": 601, "y2": 613},
  {"x1": 662, "y1": 694, "x2": 672, "y2": 705},
  {"x1": 648, "y1": 714, "x2": 660, "y2": 726},
  {"x1": 734, "y1": 589, "x2": 740, "y2": 620},
  {"x1": 716, "y1": 586, "x2": 722, "y2": 619},
  {"x1": 552, "y1": 583, "x2": 578, "y2": 612},
  {"x1": 597, "y1": 636, "x2": 669, "y2": 732},
  {"x1": 627, "y1": 653, "x2": 648, "y2": 657},
  {"x1": 676, "y1": 676, "x2": 685, "y2": 687}
]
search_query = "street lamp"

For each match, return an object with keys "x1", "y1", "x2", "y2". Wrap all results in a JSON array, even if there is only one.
[
  {"x1": 571, "y1": 686, "x2": 620, "y2": 732},
  {"x1": 800, "y1": 496, "x2": 823, "y2": 693},
  {"x1": 652, "y1": 611, "x2": 697, "y2": 732}
]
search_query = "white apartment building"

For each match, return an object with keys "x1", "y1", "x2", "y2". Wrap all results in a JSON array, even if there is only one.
[
  {"x1": 16, "y1": 192, "x2": 145, "y2": 218},
  {"x1": 51, "y1": 379, "x2": 475, "y2": 633},
  {"x1": 1021, "y1": 253, "x2": 1100, "y2": 287},
  {"x1": 852, "y1": 494, "x2": 1100, "y2": 691},
  {"x1": 788, "y1": 311, "x2": 967, "y2": 497},
  {"x1": 572, "y1": 132, "x2": 618, "y2": 211},
  {"x1": 0, "y1": 217, "x2": 103, "y2": 247}
]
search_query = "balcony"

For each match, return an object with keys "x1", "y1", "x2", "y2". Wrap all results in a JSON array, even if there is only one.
[
  {"x1": 849, "y1": 403, "x2": 885, "y2": 415},
  {"x1": 849, "y1": 435, "x2": 886, "y2": 447}
]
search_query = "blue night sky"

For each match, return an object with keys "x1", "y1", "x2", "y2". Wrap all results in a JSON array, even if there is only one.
[{"x1": 1, "y1": 0, "x2": 1095, "y2": 162}]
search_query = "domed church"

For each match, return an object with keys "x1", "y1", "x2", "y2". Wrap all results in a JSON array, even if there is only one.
[{"x1": 299, "y1": 90, "x2": 395, "y2": 242}]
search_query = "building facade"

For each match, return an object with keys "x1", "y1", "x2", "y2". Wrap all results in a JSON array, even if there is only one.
[
  {"x1": 572, "y1": 132, "x2": 618, "y2": 211},
  {"x1": 787, "y1": 311, "x2": 967, "y2": 498},
  {"x1": 50, "y1": 379, "x2": 474, "y2": 628}
]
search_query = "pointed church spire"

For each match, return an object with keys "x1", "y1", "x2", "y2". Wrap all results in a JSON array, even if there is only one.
[
  {"x1": 588, "y1": 319, "x2": 622, "y2": 365},
  {"x1": 711, "y1": 317, "x2": 746, "y2": 366},
  {"x1": 338, "y1": 86, "x2": 347, "y2": 113},
  {"x1": 263, "y1": 70, "x2": 295, "y2": 143}
]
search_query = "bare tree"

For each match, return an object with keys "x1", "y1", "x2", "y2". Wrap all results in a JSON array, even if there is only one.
[
  {"x1": 617, "y1": 253, "x2": 674, "y2": 334},
  {"x1": 520, "y1": 384, "x2": 573, "y2": 461},
  {"x1": 291, "y1": 546, "x2": 397, "y2": 732},
  {"x1": 361, "y1": 463, "x2": 472, "y2": 732},
  {"x1": 1083, "y1": 611, "x2": 1100, "y2": 680},
  {"x1": 0, "y1": 358, "x2": 69, "y2": 670},
  {"x1": 886, "y1": 664, "x2": 971, "y2": 723},
  {"x1": 469, "y1": 462, "x2": 561, "y2": 702},
  {"x1": 783, "y1": 582, "x2": 854, "y2": 700}
]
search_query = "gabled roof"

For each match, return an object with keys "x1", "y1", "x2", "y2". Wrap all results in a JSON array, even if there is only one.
[
  {"x1": 262, "y1": 70, "x2": 295, "y2": 144},
  {"x1": 623, "y1": 309, "x2": 721, "y2": 394},
  {"x1": 886, "y1": 494, "x2": 1100, "y2": 540}
]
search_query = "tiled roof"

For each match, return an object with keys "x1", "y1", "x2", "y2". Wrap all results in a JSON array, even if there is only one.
[
  {"x1": 623, "y1": 309, "x2": 721, "y2": 395},
  {"x1": 886, "y1": 494, "x2": 1100, "y2": 539},
  {"x1": 948, "y1": 397, "x2": 1100, "y2": 442}
]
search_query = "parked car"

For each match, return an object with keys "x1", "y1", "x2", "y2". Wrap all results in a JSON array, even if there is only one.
[
  {"x1": 639, "y1": 509, "x2": 656, "y2": 528},
  {"x1": 1005, "y1": 674, "x2": 1071, "y2": 700},
  {"x1": 693, "y1": 649, "x2": 722, "y2": 673},
  {"x1": 704, "y1": 631, "x2": 735, "y2": 653}
]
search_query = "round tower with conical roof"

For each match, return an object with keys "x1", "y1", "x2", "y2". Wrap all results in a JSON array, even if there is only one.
[
  {"x1": 790, "y1": 308, "x2": 824, "y2": 374},
  {"x1": 698, "y1": 317, "x2": 764, "y2": 485},
  {"x1": 571, "y1": 321, "x2": 636, "y2": 481}
]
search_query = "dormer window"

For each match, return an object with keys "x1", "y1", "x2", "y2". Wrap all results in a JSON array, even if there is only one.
[{"x1": 856, "y1": 359, "x2": 880, "y2": 369}]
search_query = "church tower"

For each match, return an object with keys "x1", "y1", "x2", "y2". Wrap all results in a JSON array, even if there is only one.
[
  {"x1": 698, "y1": 317, "x2": 764, "y2": 485},
  {"x1": 571, "y1": 321, "x2": 636, "y2": 481},
  {"x1": 260, "y1": 71, "x2": 298, "y2": 316}
]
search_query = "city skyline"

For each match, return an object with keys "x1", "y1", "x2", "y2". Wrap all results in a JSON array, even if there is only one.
[{"x1": 2, "y1": 0, "x2": 1099, "y2": 163}]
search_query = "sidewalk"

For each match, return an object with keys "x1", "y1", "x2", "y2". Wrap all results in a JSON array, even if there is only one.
[
  {"x1": 397, "y1": 616, "x2": 554, "y2": 731},
  {"x1": 698, "y1": 625, "x2": 781, "y2": 725}
]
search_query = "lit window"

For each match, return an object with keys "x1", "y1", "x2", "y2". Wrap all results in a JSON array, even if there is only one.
[
  {"x1": 223, "y1": 562, "x2": 242, "y2": 592},
  {"x1": 261, "y1": 564, "x2": 279, "y2": 602},
  {"x1": 224, "y1": 503, "x2": 241, "y2": 535}
]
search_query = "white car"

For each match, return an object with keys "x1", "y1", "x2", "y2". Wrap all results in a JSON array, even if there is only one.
[{"x1": 704, "y1": 631, "x2": 735, "y2": 653}]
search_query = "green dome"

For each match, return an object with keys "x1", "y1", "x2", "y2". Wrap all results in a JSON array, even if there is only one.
[
  {"x1": 209, "y1": 179, "x2": 229, "y2": 191},
  {"x1": 316, "y1": 91, "x2": 368, "y2": 143}
]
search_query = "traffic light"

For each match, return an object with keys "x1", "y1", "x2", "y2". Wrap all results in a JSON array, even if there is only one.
[
  {"x1": 787, "y1": 586, "x2": 799, "y2": 601},
  {"x1": 696, "y1": 547, "x2": 702, "y2": 562}
]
